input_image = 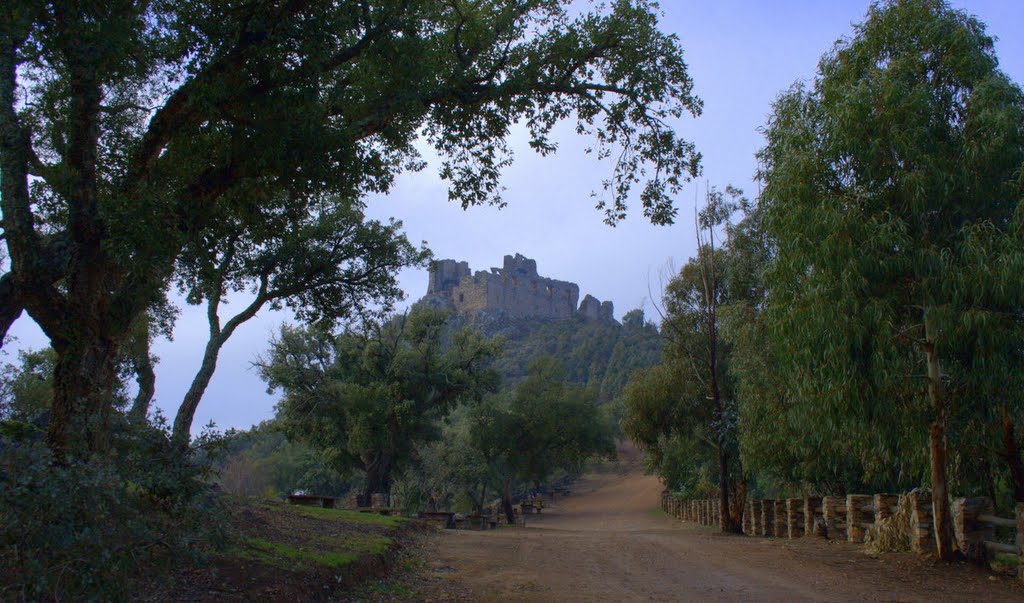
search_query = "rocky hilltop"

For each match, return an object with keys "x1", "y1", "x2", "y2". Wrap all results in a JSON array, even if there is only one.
[{"x1": 422, "y1": 253, "x2": 615, "y2": 322}]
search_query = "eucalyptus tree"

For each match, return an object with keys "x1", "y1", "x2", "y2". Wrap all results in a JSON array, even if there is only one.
[
  {"x1": 170, "y1": 196, "x2": 426, "y2": 446},
  {"x1": 759, "y1": 0, "x2": 1024, "y2": 559},
  {"x1": 260, "y1": 308, "x2": 501, "y2": 500},
  {"x1": 0, "y1": 0, "x2": 701, "y2": 458},
  {"x1": 626, "y1": 189, "x2": 750, "y2": 533},
  {"x1": 626, "y1": 184, "x2": 749, "y2": 532}
]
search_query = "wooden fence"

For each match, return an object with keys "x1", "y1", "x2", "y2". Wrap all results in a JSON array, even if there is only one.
[{"x1": 661, "y1": 493, "x2": 1022, "y2": 581}]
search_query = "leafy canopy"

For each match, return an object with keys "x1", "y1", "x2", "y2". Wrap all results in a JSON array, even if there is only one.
[
  {"x1": 1, "y1": 0, "x2": 701, "y2": 455},
  {"x1": 260, "y1": 308, "x2": 501, "y2": 493},
  {"x1": 758, "y1": 0, "x2": 1024, "y2": 494}
]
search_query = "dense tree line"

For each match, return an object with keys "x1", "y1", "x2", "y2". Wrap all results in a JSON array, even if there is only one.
[
  {"x1": 624, "y1": 0, "x2": 1024, "y2": 560},
  {"x1": 455, "y1": 306, "x2": 662, "y2": 402}
]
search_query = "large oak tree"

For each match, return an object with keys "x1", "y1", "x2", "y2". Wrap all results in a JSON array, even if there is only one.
[
  {"x1": 260, "y1": 308, "x2": 501, "y2": 500},
  {"x1": 0, "y1": 0, "x2": 701, "y2": 457}
]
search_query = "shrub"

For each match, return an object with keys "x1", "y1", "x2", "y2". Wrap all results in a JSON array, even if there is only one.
[{"x1": 0, "y1": 417, "x2": 225, "y2": 601}]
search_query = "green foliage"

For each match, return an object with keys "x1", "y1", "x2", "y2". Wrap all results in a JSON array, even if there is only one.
[
  {"x1": 476, "y1": 309, "x2": 662, "y2": 403},
  {"x1": 0, "y1": 347, "x2": 55, "y2": 422},
  {"x1": 1, "y1": 0, "x2": 701, "y2": 457},
  {"x1": 393, "y1": 405, "x2": 496, "y2": 513},
  {"x1": 469, "y1": 357, "x2": 616, "y2": 489},
  {"x1": 0, "y1": 418, "x2": 225, "y2": 601},
  {"x1": 277, "y1": 504, "x2": 406, "y2": 529},
  {"x1": 261, "y1": 307, "x2": 501, "y2": 496},
  {"x1": 757, "y1": 0, "x2": 1024, "y2": 500},
  {"x1": 169, "y1": 195, "x2": 431, "y2": 444},
  {"x1": 623, "y1": 192, "x2": 755, "y2": 503},
  {"x1": 214, "y1": 422, "x2": 352, "y2": 498}
]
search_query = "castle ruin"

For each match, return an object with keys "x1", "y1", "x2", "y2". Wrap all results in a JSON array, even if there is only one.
[{"x1": 424, "y1": 253, "x2": 614, "y2": 322}]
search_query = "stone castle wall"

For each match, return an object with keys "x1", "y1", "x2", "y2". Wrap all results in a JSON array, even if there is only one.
[{"x1": 425, "y1": 253, "x2": 613, "y2": 322}]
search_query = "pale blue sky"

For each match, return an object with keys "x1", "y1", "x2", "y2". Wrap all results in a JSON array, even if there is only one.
[{"x1": 6, "y1": 0, "x2": 1023, "y2": 435}]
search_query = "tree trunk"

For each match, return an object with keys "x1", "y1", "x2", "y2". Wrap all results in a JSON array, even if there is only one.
[
  {"x1": 172, "y1": 336, "x2": 225, "y2": 446},
  {"x1": 49, "y1": 337, "x2": 121, "y2": 457},
  {"x1": 477, "y1": 483, "x2": 487, "y2": 515},
  {"x1": 923, "y1": 319, "x2": 956, "y2": 561},
  {"x1": 128, "y1": 323, "x2": 156, "y2": 420},
  {"x1": 173, "y1": 285, "x2": 268, "y2": 446},
  {"x1": 502, "y1": 477, "x2": 516, "y2": 524},
  {"x1": 0, "y1": 274, "x2": 22, "y2": 348},
  {"x1": 928, "y1": 422, "x2": 956, "y2": 559},
  {"x1": 717, "y1": 445, "x2": 738, "y2": 532},
  {"x1": 364, "y1": 451, "x2": 393, "y2": 502},
  {"x1": 129, "y1": 351, "x2": 156, "y2": 421},
  {"x1": 731, "y1": 471, "x2": 748, "y2": 534},
  {"x1": 999, "y1": 405, "x2": 1024, "y2": 503}
]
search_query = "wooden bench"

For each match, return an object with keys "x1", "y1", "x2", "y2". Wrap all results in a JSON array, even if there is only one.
[{"x1": 287, "y1": 494, "x2": 337, "y2": 508}]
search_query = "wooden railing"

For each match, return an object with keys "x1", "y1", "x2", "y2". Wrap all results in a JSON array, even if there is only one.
[{"x1": 660, "y1": 492, "x2": 1022, "y2": 581}]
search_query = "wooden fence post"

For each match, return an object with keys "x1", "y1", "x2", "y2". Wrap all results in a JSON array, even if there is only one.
[
  {"x1": 773, "y1": 500, "x2": 788, "y2": 538},
  {"x1": 750, "y1": 500, "x2": 762, "y2": 536},
  {"x1": 953, "y1": 497, "x2": 994, "y2": 562},
  {"x1": 804, "y1": 497, "x2": 823, "y2": 536},
  {"x1": 761, "y1": 499, "x2": 774, "y2": 537},
  {"x1": 874, "y1": 494, "x2": 898, "y2": 524},
  {"x1": 822, "y1": 496, "x2": 847, "y2": 541},
  {"x1": 908, "y1": 491, "x2": 935, "y2": 554},
  {"x1": 742, "y1": 504, "x2": 751, "y2": 535},
  {"x1": 847, "y1": 494, "x2": 873, "y2": 543},
  {"x1": 1017, "y1": 502, "x2": 1023, "y2": 581},
  {"x1": 787, "y1": 498, "x2": 805, "y2": 539}
]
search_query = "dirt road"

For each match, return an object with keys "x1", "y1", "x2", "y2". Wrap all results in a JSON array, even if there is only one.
[{"x1": 416, "y1": 444, "x2": 1023, "y2": 602}]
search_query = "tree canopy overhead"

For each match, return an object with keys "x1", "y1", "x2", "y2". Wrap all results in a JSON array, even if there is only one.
[{"x1": 0, "y1": 0, "x2": 702, "y2": 456}]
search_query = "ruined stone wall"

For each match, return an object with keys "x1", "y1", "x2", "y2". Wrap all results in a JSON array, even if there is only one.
[
  {"x1": 427, "y1": 259, "x2": 470, "y2": 297},
  {"x1": 425, "y1": 253, "x2": 614, "y2": 322}
]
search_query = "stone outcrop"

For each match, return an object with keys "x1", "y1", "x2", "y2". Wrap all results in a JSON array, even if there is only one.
[{"x1": 423, "y1": 253, "x2": 614, "y2": 322}]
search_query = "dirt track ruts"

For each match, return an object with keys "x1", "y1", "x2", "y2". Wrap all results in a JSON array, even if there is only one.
[{"x1": 416, "y1": 444, "x2": 1024, "y2": 602}]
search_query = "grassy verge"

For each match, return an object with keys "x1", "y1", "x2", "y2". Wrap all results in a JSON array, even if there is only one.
[{"x1": 138, "y1": 499, "x2": 421, "y2": 601}]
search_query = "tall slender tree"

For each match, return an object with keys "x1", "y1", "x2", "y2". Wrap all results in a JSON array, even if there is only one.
[
  {"x1": 626, "y1": 186, "x2": 752, "y2": 533},
  {"x1": 759, "y1": 0, "x2": 1024, "y2": 559},
  {"x1": 170, "y1": 196, "x2": 427, "y2": 446}
]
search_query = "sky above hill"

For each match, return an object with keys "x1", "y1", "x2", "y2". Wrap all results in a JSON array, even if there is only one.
[{"x1": 6, "y1": 0, "x2": 1024, "y2": 435}]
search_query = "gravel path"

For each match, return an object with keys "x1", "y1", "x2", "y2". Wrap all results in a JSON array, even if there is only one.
[{"x1": 415, "y1": 444, "x2": 1023, "y2": 602}]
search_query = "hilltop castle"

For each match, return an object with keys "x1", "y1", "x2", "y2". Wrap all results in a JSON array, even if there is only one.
[{"x1": 423, "y1": 253, "x2": 614, "y2": 322}]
